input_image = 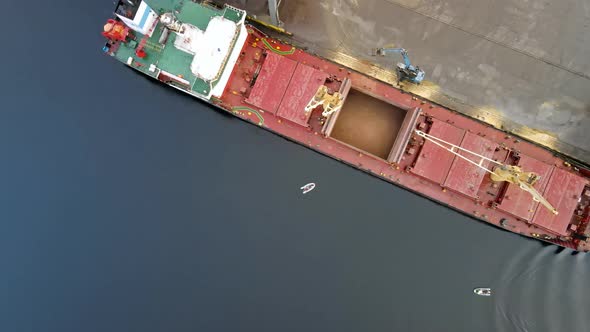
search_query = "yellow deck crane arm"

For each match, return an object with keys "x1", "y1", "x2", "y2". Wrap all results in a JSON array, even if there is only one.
[
  {"x1": 304, "y1": 85, "x2": 344, "y2": 117},
  {"x1": 415, "y1": 130, "x2": 558, "y2": 215}
]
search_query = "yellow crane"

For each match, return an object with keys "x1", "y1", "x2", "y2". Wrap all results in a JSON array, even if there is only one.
[
  {"x1": 415, "y1": 130, "x2": 558, "y2": 215},
  {"x1": 304, "y1": 85, "x2": 344, "y2": 117}
]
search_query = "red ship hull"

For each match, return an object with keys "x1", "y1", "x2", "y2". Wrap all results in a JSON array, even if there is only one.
[
  {"x1": 102, "y1": 0, "x2": 590, "y2": 251},
  {"x1": 209, "y1": 26, "x2": 590, "y2": 251}
]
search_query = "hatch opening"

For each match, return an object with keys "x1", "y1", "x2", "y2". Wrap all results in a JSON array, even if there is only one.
[{"x1": 322, "y1": 88, "x2": 419, "y2": 161}]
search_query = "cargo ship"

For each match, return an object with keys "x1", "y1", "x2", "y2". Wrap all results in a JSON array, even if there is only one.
[{"x1": 101, "y1": 0, "x2": 590, "y2": 251}]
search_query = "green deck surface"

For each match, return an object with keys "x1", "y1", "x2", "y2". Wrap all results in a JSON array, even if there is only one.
[
  {"x1": 155, "y1": 33, "x2": 196, "y2": 82},
  {"x1": 110, "y1": 0, "x2": 246, "y2": 98},
  {"x1": 177, "y1": 2, "x2": 219, "y2": 30},
  {"x1": 146, "y1": 0, "x2": 181, "y2": 13},
  {"x1": 223, "y1": 7, "x2": 243, "y2": 23}
]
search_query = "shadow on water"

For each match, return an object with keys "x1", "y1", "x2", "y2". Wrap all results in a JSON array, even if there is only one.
[
  {"x1": 125, "y1": 66, "x2": 236, "y2": 120},
  {"x1": 539, "y1": 240, "x2": 584, "y2": 256}
]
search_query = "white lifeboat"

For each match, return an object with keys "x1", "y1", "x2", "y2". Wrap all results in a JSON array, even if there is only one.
[
  {"x1": 473, "y1": 288, "x2": 492, "y2": 296},
  {"x1": 300, "y1": 183, "x2": 316, "y2": 194}
]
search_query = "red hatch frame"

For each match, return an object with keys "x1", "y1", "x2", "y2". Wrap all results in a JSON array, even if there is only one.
[
  {"x1": 245, "y1": 52, "x2": 297, "y2": 114},
  {"x1": 497, "y1": 155, "x2": 554, "y2": 221},
  {"x1": 532, "y1": 167, "x2": 587, "y2": 235}
]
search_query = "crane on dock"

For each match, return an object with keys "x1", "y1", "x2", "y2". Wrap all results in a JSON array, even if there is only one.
[
  {"x1": 371, "y1": 47, "x2": 425, "y2": 84},
  {"x1": 415, "y1": 129, "x2": 559, "y2": 215}
]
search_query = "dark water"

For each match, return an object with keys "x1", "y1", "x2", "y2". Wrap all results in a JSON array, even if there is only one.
[{"x1": 1, "y1": 1, "x2": 589, "y2": 331}]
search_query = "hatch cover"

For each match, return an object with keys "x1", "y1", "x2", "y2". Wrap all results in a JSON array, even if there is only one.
[
  {"x1": 531, "y1": 167, "x2": 587, "y2": 236},
  {"x1": 277, "y1": 62, "x2": 328, "y2": 126},
  {"x1": 442, "y1": 132, "x2": 496, "y2": 198},
  {"x1": 245, "y1": 51, "x2": 297, "y2": 114},
  {"x1": 497, "y1": 155, "x2": 554, "y2": 221},
  {"x1": 411, "y1": 121, "x2": 465, "y2": 184}
]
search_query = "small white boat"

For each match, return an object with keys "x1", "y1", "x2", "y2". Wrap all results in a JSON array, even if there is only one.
[
  {"x1": 474, "y1": 288, "x2": 492, "y2": 296},
  {"x1": 300, "y1": 183, "x2": 316, "y2": 194}
]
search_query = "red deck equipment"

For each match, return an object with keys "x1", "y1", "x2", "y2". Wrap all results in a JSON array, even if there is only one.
[{"x1": 102, "y1": 19, "x2": 130, "y2": 42}]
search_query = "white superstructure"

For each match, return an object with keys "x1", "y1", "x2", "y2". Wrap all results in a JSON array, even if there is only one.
[
  {"x1": 167, "y1": 8, "x2": 247, "y2": 99},
  {"x1": 115, "y1": 0, "x2": 159, "y2": 36}
]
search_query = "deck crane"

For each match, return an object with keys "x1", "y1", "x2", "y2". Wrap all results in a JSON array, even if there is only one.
[
  {"x1": 371, "y1": 47, "x2": 425, "y2": 84},
  {"x1": 414, "y1": 130, "x2": 559, "y2": 215}
]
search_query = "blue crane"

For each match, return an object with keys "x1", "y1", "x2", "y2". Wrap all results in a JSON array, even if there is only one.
[{"x1": 371, "y1": 47, "x2": 425, "y2": 84}]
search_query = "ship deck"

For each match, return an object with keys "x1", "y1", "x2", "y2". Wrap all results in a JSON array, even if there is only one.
[
  {"x1": 217, "y1": 26, "x2": 590, "y2": 251},
  {"x1": 109, "y1": 0, "x2": 246, "y2": 96},
  {"x1": 104, "y1": 1, "x2": 590, "y2": 251}
]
